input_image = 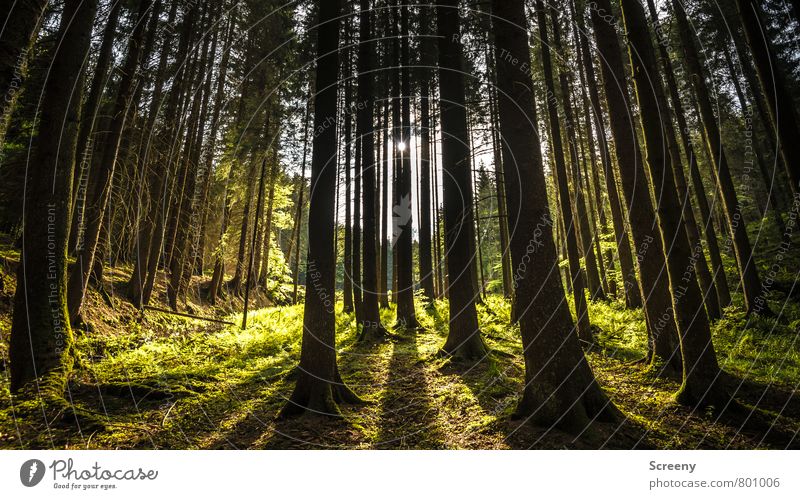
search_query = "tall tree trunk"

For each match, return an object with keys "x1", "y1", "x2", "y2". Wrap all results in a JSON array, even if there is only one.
[
  {"x1": 588, "y1": 0, "x2": 681, "y2": 373},
  {"x1": 735, "y1": 0, "x2": 800, "y2": 196},
  {"x1": 436, "y1": 0, "x2": 486, "y2": 360},
  {"x1": 10, "y1": 0, "x2": 97, "y2": 393},
  {"x1": 394, "y1": 0, "x2": 417, "y2": 328},
  {"x1": 721, "y1": 42, "x2": 788, "y2": 237},
  {"x1": 0, "y1": 0, "x2": 48, "y2": 148},
  {"x1": 491, "y1": 0, "x2": 618, "y2": 431},
  {"x1": 279, "y1": 0, "x2": 363, "y2": 418},
  {"x1": 291, "y1": 96, "x2": 312, "y2": 305},
  {"x1": 672, "y1": 0, "x2": 766, "y2": 315},
  {"x1": 128, "y1": 0, "x2": 179, "y2": 307},
  {"x1": 68, "y1": 1, "x2": 123, "y2": 251},
  {"x1": 357, "y1": 0, "x2": 386, "y2": 340},
  {"x1": 486, "y1": 51, "x2": 513, "y2": 300},
  {"x1": 196, "y1": 10, "x2": 237, "y2": 277},
  {"x1": 168, "y1": 15, "x2": 216, "y2": 309},
  {"x1": 573, "y1": 0, "x2": 641, "y2": 309},
  {"x1": 641, "y1": 0, "x2": 721, "y2": 321},
  {"x1": 343, "y1": 54, "x2": 354, "y2": 313},
  {"x1": 258, "y1": 145, "x2": 279, "y2": 287},
  {"x1": 67, "y1": 0, "x2": 153, "y2": 322},
  {"x1": 140, "y1": 7, "x2": 200, "y2": 307},
  {"x1": 380, "y1": 97, "x2": 390, "y2": 308},
  {"x1": 536, "y1": 0, "x2": 592, "y2": 340},
  {"x1": 417, "y1": 21, "x2": 436, "y2": 304},
  {"x1": 621, "y1": 0, "x2": 725, "y2": 404},
  {"x1": 643, "y1": 0, "x2": 731, "y2": 312}
]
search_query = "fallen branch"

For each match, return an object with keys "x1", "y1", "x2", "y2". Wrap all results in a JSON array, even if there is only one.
[{"x1": 143, "y1": 305, "x2": 235, "y2": 325}]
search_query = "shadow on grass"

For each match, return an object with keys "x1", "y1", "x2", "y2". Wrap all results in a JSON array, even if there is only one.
[
  {"x1": 709, "y1": 374, "x2": 800, "y2": 449},
  {"x1": 374, "y1": 329, "x2": 446, "y2": 448}
]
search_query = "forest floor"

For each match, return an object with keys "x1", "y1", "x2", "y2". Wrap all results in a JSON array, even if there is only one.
[{"x1": 1, "y1": 237, "x2": 800, "y2": 449}]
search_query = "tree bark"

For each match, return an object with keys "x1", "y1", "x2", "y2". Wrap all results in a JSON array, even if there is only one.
[
  {"x1": 67, "y1": 0, "x2": 153, "y2": 321},
  {"x1": 573, "y1": 0, "x2": 641, "y2": 309},
  {"x1": 279, "y1": 0, "x2": 362, "y2": 418},
  {"x1": 356, "y1": 0, "x2": 387, "y2": 340},
  {"x1": 672, "y1": 0, "x2": 766, "y2": 315},
  {"x1": 491, "y1": 0, "x2": 618, "y2": 431},
  {"x1": 588, "y1": 0, "x2": 681, "y2": 373},
  {"x1": 536, "y1": 0, "x2": 592, "y2": 341},
  {"x1": 735, "y1": 0, "x2": 800, "y2": 196},
  {"x1": 0, "y1": 0, "x2": 48, "y2": 148},
  {"x1": 10, "y1": 0, "x2": 97, "y2": 392},
  {"x1": 621, "y1": 0, "x2": 725, "y2": 404},
  {"x1": 436, "y1": 0, "x2": 486, "y2": 360}
]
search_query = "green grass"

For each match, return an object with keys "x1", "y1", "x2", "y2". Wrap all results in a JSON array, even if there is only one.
[{"x1": 2, "y1": 285, "x2": 800, "y2": 449}]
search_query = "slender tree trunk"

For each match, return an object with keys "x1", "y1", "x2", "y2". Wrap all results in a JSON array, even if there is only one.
[
  {"x1": 641, "y1": 0, "x2": 721, "y2": 321},
  {"x1": 279, "y1": 0, "x2": 363, "y2": 418},
  {"x1": 735, "y1": 0, "x2": 800, "y2": 196},
  {"x1": 68, "y1": 1, "x2": 123, "y2": 251},
  {"x1": 417, "y1": 23, "x2": 436, "y2": 304},
  {"x1": 343, "y1": 54, "x2": 354, "y2": 313},
  {"x1": 128, "y1": 1, "x2": 179, "y2": 307},
  {"x1": 588, "y1": 0, "x2": 681, "y2": 373},
  {"x1": 393, "y1": 0, "x2": 417, "y2": 328},
  {"x1": 573, "y1": 0, "x2": 640, "y2": 309},
  {"x1": 551, "y1": 8, "x2": 606, "y2": 303},
  {"x1": 353, "y1": 132, "x2": 364, "y2": 324},
  {"x1": 672, "y1": 0, "x2": 766, "y2": 315},
  {"x1": 259, "y1": 145, "x2": 279, "y2": 287},
  {"x1": 436, "y1": 0, "x2": 486, "y2": 360},
  {"x1": 621, "y1": 0, "x2": 725, "y2": 403},
  {"x1": 536, "y1": 1, "x2": 592, "y2": 340},
  {"x1": 491, "y1": 0, "x2": 618, "y2": 431},
  {"x1": 357, "y1": 0, "x2": 386, "y2": 339},
  {"x1": 721, "y1": 43, "x2": 788, "y2": 237},
  {"x1": 0, "y1": 0, "x2": 48, "y2": 148},
  {"x1": 380, "y1": 97, "x2": 390, "y2": 308},
  {"x1": 486, "y1": 52, "x2": 513, "y2": 299},
  {"x1": 67, "y1": 0, "x2": 153, "y2": 322},
  {"x1": 292, "y1": 96, "x2": 312, "y2": 305}
]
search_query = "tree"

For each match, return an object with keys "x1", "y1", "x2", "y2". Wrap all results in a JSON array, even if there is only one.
[
  {"x1": 491, "y1": 0, "x2": 618, "y2": 430},
  {"x1": 643, "y1": 0, "x2": 731, "y2": 312},
  {"x1": 572, "y1": 0, "x2": 641, "y2": 309},
  {"x1": 587, "y1": 0, "x2": 682, "y2": 374},
  {"x1": 620, "y1": 0, "x2": 725, "y2": 405},
  {"x1": 394, "y1": 0, "x2": 418, "y2": 329},
  {"x1": 67, "y1": 0, "x2": 154, "y2": 322},
  {"x1": 436, "y1": 0, "x2": 486, "y2": 360},
  {"x1": 0, "y1": 0, "x2": 49, "y2": 148},
  {"x1": 671, "y1": 0, "x2": 766, "y2": 316},
  {"x1": 536, "y1": 0, "x2": 592, "y2": 341},
  {"x1": 357, "y1": 0, "x2": 387, "y2": 340},
  {"x1": 550, "y1": 7, "x2": 606, "y2": 303},
  {"x1": 417, "y1": 6, "x2": 436, "y2": 305},
  {"x1": 68, "y1": 1, "x2": 124, "y2": 252},
  {"x1": 735, "y1": 0, "x2": 800, "y2": 196},
  {"x1": 10, "y1": 0, "x2": 98, "y2": 392},
  {"x1": 279, "y1": 0, "x2": 363, "y2": 417}
]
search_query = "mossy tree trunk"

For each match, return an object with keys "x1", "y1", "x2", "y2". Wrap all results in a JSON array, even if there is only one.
[
  {"x1": 10, "y1": 0, "x2": 97, "y2": 393},
  {"x1": 588, "y1": 0, "x2": 682, "y2": 374},
  {"x1": 491, "y1": 0, "x2": 619, "y2": 431},
  {"x1": 620, "y1": 0, "x2": 726, "y2": 406}
]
